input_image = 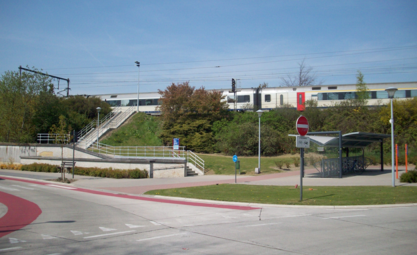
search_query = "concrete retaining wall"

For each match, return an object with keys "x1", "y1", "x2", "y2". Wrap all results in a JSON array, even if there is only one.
[
  {"x1": 20, "y1": 157, "x2": 186, "y2": 178},
  {"x1": 0, "y1": 144, "x2": 100, "y2": 164},
  {"x1": 2, "y1": 144, "x2": 188, "y2": 178}
]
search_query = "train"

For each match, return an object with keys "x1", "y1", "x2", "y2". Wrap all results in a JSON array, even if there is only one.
[{"x1": 95, "y1": 81, "x2": 417, "y2": 114}]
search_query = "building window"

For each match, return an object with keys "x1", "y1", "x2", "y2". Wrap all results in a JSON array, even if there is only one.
[
  {"x1": 110, "y1": 95, "x2": 117, "y2": 98},
  {"x1": 280, "y1": 94, "x2": 283, "y2": 105},
  {"x1": 312, "y1": 87, "x2": 321, "y2": 90},
  {"x1": 328, "y1": 86, "x2": 337, "y2": 90},
  {"x1": 265, "y1": 94, "x2": 271, "y2": 102},
  {"x1": 237, "y1": 95, "x2": 250, "y2": 103}
]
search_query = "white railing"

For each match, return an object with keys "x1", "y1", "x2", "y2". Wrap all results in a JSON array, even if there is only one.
[
  {"x1": 108, "y1": 106, "x2": 136, "y2": 129},
  {"x1": 187, "y1": 150, "x2": 205, "y2": 173},
  {"x1": 77, "y1": 110, "x2": 119, "y2": 142},
  {"x1": 89, "y1": 143, "x2": 205, "y2": 173},
  {"x1": 91, "y1": 143, "x2": 186, "y2": 158},
  {"x1": 37, "y1": 133, "x2": 71, "y2": 144},
  {"x1": 77, "y1": 112, "x2": 121, "y2": 148}
]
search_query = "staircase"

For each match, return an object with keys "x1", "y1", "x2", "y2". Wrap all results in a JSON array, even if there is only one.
[
  {"x1": 77, "y1": 107, "x2": 136, "y2": 149},
  {"x1": 186, "y1": 166, "x2": 198, "y2": 176}
]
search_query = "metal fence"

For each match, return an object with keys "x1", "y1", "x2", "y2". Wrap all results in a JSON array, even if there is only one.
[
  {"x1": 89, "y1": 143, "x2": 205, "y2": 173},
  {"x1": 37, "y1": 133, "x2": 71, "y2": 144},
  {"x1": 77, "y1": 110, "x2": 119, "y2": 143},
  {"x1": 93, "y1": 143, "x2": 186, "y2": 158}
]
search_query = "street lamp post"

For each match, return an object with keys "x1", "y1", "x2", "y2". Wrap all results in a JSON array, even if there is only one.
[
  {"x1": 135, "y1": 61, "x2": 140, "y2": 113},
  {"x1": 386, "y1": 87, "x2": 397, "y2": 187},
  {"x1": 256, "y1": 109, "x2": 263, "y2": 173},
  {"x1": 96, "y1": 107, "x2": 101, "y2": 151}
]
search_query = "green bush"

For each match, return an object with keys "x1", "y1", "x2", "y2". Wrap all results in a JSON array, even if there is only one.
[
  {"x1": 275, "y1": 160, "x2": 284, "y2": 169},
  {"x1": 293, "y1": 158, "x2": 300, "y2": 167},
  {"x1": 400, "y1": 170, "x2": 417, "y2": 183},
  {"x1": 21, "y1": 163, "x2": 59, "y2": 173},
  {"x1": 284, "y1": 160, "x2": 291, "y2": 169},
  {"x1": 20, "y1": 163, "x2": 148, "y2": 179}
]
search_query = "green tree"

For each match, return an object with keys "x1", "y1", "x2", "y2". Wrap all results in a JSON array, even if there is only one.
[
  {"x1": 158, "y1": 82, "x2": 229, "y2": 152},
  {"x1": 355, "y1": 70, "x2": 369, "y2": 106},
  {"x1": 0, "y1": 69, "x2": 53, "y2": 142}
]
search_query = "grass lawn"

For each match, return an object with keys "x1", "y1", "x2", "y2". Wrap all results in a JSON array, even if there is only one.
[
  {"x1": 145, "y1": 185, "x2": 417, "y2": 206},
  {"x1": 198, "y1": 154, "x2": 301, "y2": 175},
  {"x1": 101, "y1": 112, "x2": 163, "y2": 146}
]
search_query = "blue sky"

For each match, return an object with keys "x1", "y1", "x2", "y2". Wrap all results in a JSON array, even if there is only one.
[{"x1": 1, "y1": 0, "x2": 416, "y2": 96}]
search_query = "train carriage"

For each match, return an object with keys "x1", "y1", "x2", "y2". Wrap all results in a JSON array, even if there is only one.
[{"x1": 96, "y1": 81, "x2": 417, "y2": 114}]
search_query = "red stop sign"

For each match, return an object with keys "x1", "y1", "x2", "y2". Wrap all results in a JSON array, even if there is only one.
[{"x1": 296, "y1": 116, "x2": 309, "y2": 136}]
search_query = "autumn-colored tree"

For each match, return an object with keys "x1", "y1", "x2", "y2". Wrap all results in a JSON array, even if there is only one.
[{"x1": 158, "y1": 82, "x2": 229, "y2": 152}]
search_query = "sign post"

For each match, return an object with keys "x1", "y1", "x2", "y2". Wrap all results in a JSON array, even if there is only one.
[
  {"x1": 296, "y1": 116, "x2": 309, "y2": 201},
  {"x1": 233, "y1": 155, "x2": 238, "y2": 183},
  {"x1": 406, "y1": 144, "x2": 408, "y2": 173},
  {"x1": 173, "y1": 138, "x2": 180, "y2": 157}
]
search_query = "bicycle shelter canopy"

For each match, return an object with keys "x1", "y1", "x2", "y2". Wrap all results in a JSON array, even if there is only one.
[
  {"x1": 290, "y1": 132, "x2": 390, "y2": 178},
  {"x1": 307, "y1": 132, "x2": 390, "y2": 148}
]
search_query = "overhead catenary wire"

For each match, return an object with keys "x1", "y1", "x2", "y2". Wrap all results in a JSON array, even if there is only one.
[{"x1": 44, "y1": 44, "x2": 417, "y2": 71}]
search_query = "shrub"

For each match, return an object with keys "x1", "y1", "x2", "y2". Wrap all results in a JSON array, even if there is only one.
[
  {"x1": 284, "y1": 160, "x2": 291, "y2": 169},
  {"x1": 293, "y1": 158, "x2": 300, "y2": 167},
  {"x1": 18, "y1": 163, "x2": 148, "y2": 179},
  {"x1": 275, "y1": 160, "x2": 284, "y2": 169},
  {"x1": 400, "y1": 170, "x2": 417, "y2": 183},
  {"x1": 0, "y1": 163, "x2": 22, "y2": 170}
]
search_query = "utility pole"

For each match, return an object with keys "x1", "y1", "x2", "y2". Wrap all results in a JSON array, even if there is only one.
[
  {"x1": 19, "y1": 66, "x2": 70, "y2": 96},
  {"x1": 135, "y1": 61, "x2": 140, "y2": 113}
]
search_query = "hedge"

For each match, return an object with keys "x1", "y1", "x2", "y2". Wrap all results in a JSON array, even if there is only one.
[{"x1": 20, "y1": 163, "x2": 148, "y2": 179}]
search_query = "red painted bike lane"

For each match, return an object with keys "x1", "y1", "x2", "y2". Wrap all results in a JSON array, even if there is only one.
[
  {"x1": 0, "y1": 176, "x2": 260, "y2": 212},
  {"x1": 0, "y1": 191, "x2": 42, "y2": 238}
]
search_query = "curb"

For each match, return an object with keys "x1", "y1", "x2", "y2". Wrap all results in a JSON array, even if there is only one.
[{"x1": 2, "y1": 173, "x2": 417, "y2": 209}]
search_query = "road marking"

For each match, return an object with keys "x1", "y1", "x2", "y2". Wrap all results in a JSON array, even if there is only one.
[
  {"x1": 0, "y1": 247, "x2": 22, "y2": 252},
  {"x1": 9, "y1": 238, "x2": 26, "y2": 244},
  {"x1": 323, "y1": 215, "x2": 366, "y2": 220},
  {"x1": 137, "y1": 233, "x2": 183, "y2": 242},
  {"x1": 84, "y1": 230, "x2": 135, "y2": 239},
  {"x1": 125, "y1": 224, "x2": 144, "y2": 229},
  {"x1": 11, "y1": 185, "x2": 35, "y2": 190},
  {"x1": 150, "y1": 221, "x2": 161, "y2": 226},
  {"x1": 239, "y1": 223, "x2": 280, "y2": 228},
  {"x1": 99, "y1": 227, "x2": 116, "y2": 232},
  {"x1": 70, "y1": 230, "x2": 84, "y2": 236},
  {"x1": 46, "y1": 184, "x2": 76, "y2": 190},
  {"x1": 0, "y1": 185, "x2": 19, "y2": 191},
  {"x1": 42, "y1": 234, "x2": 57, "y2": 240}
]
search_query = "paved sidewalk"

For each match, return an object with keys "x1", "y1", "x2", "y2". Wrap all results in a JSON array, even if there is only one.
[{"x1": 2, "y1": 166, "x2": 415, "y2": 196}]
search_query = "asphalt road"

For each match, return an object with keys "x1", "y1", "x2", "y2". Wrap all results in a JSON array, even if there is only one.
[{"x1": 0, "y1": 178, "x2": 416, "y2": 254}]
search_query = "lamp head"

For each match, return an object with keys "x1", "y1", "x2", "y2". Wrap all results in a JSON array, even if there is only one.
[
  {"x1": 135, "y1": 61, "x2": 140, "y2": 67},
  {"x1": 96, "y1": 107, "x2": 101, "y2": 112},
  {"x1": 385, "y1": 87, "x2": 398, "y2": 99},
  {"x1": 256, "y1": 109, "x2": 263, "y2": 118}
]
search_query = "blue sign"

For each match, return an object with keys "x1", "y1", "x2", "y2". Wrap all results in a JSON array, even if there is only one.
[
  {"x1": 173, "y1": 138, "x2": 180, "y2": 150},
  {"x1": 233, "y1": 155, "x2": 238, "y2": 163}
]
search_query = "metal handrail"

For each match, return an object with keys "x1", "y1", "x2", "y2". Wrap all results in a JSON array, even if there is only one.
[
  {"x1": 77, "y1": 109, "x2": 118, "y2": 142},
  {"x1": 37, "y1": 133, "x2": 70, "y2": 144},
  {"x1": 78, "y1": 111, "x2": 121, "y2": 147},
  {"x1": 91, "y1": 143, "x2": 186, "y2": 158},
  {"x1": 187, "y1": 150, "x2": 205, "y2": 172},
  {"x1": 109, "y1": 106, "x2": 136, "y2": 129},
  {"x1": 88, "y1": 143, "x2": 205, "y2": 173}
]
